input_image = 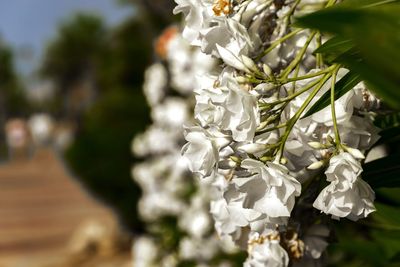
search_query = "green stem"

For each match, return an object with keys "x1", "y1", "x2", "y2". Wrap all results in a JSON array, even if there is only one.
[
  {"x1": 268, "y1": 75, "x2": 325, "y2": 106},
  {"x1": 316, "y1": 32, "x2": 323, "y2": 68},
  {"x1": 330, "y1": 66, "x2": 342, "y2": 147},
  {"x1": 281, "y1": 31, "x2": 317, "y2": 79},
  {"x1": 280, "y1": 65, "x2": 335, "y2": 83},
  {"x1": 256, "y1": 28, "x2": 304, "y2": 61},
  {"x1": 256, "y1": 123, "x2": 287, "y2": 135},
  {"x1": 277, "y1": 73, "x2": 332, "y2": 160}
]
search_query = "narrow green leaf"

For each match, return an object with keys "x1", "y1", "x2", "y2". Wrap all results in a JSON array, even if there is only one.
[
  {"x1": 373, "y1": 203, "x2": 400, "y2": 226},
  {"x1": 302, "y1": 71, "x2": 361, "y2": 118},
  {"x1": 297, "y1": 3, "x2": 400, "y2": 109},
  {"x1": 340, "y1": 0, "x2": 400, "y2": 8},
  {"x1": 313, "y1": 36, "x2": 354, "y2": 64},
  {"x1": 363, "y1": 153, "x2": 400, "y2": 188}
]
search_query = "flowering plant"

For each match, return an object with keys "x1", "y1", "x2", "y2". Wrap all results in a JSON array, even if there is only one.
[
  {"x1": 132, "y1": 27, "x2": 245, "y2": 267},
  {"x1": 172, "y1": 0, "x2": 400, "y2": 266}
]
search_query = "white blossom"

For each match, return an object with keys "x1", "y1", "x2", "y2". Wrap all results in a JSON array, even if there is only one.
[
  {"x1": 182, "y1": 126, "x2": 231, "y2": 177},
  {"x1": 245, "y1": 239, "x2": 289, "y2": 267},
  {"x1": 239, "y1": 159, "x2": 301, "y2": 219},
  {"x1": 313, "y1": 152, "x2": 376, "y2": 220},
  {"x1": 143, "y1": 63, "x2": 167, "y2": 106}
]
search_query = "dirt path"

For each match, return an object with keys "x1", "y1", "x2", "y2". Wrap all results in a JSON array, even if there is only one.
[{"x1": 0, "y1": 149, "x2": 119, "y2": 266}]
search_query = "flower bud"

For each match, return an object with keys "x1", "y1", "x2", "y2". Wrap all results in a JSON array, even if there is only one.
[
  {"x1": 254, "y1": 83, "x2": 276, "y2": 95},
  {"x1": 343, "y1": 146, "x2": 365, "y2": 159},
  {"x1": 263, "y1": 64, "x2": 272, "y2": 76},
  {"x1": 308, "y1": 142, "x2": 324, "y2": 149},
  {"x1": 307, "y1": 160, "x2": 325, "y2": 170},
  {"x1": 237, "y1": 143, "x2": 267, "y2": 154},
  {"x1": 241, "y1": 55, "x2": 258, "y2": 72},
  {"x1": 236, "y1": 76, "x2": 249, "y2": 84},
  {"x1": 219, "y1": 158, "x2": 238, "y2": 169},
  {"x1": 326, "y1": 135, "x2": 334, "y2": 145}
]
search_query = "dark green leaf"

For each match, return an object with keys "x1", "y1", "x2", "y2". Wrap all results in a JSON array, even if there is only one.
[
  {"x1": 373, "y1": 203, "x2": 400, "y2": 227},
  {"x1": 340, "y1": 0, "x2": 400, "y2": 8},
  {"x1": 302, "y1": 71, "x2": 361, "y2": 118},
  {"x1": 374, "y1": 112, "x2": 400, "y2": 129},
  {"x1": 363, "y1": 153, "x2": 400, "y2": 188},
  {"x1": 375, "y1": 126, "x2": 400, "y2": 146},
  {"x1": 313, "y1": 36, "x2": 354, "y2": 64},
  {"x1": 297, "y1": 3, "x2": 400, "y2": 109}
]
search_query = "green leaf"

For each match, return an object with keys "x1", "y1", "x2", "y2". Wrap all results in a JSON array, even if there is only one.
[
  {"x1": 340, "y1": 0, "x2": 400, "y2": 8},
  {"x1": 374, "y1": 112, "x2": 400, "y2": 129},
  {"x1": 363, "y1": 153, "x2": 400, "y2": 188},
  {"x1": 375, "y1": 126, "x2": 400, "y2": 146},
  {"x1": 373, "y1": 203, "x2": 400, "y2": 227},
  {"x1": 302, "y1": 71, "x2": 361, "y2": 118},
  {"x1": 313, "y1": 36, "x2": 354, "y2": 64},
  {"x1": 297, "y1": 2, "x2": 400, "y2": 109}
]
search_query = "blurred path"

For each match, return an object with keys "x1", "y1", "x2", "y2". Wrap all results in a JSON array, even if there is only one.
[{"x1": 0, "y1": 149, "x2": 120, "y2": 266}]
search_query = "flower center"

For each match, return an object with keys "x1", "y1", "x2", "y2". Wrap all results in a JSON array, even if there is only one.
[{"x1": 212, "y1": 0, "x2": 232, "y2": 16}]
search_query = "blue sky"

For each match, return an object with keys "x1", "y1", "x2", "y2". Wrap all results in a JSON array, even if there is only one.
[{"x1": 0, "y1": 0, "x2": 134, "y2": 77}]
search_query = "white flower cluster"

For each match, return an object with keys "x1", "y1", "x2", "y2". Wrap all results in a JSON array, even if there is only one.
[
  {"x1": 174, "y1": 0, "x2": 381, "y2": 266},
  {"x1": 132, "y1": 27, "x2": 240, "y2": 267}
]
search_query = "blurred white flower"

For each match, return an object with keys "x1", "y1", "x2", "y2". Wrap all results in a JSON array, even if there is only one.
[
  {"x1": 151, "y1": 98, "x2": 189, "y2": 128},
  {"x1": 245, "y1": 238, "x2": 289, "y2": 267},
  {"x1": 143, "y1": 63, "x2": 167, "y2": 106},
  {"x1": 173, "y1": 0, "x2": 214, "y2": 46},
  {"x1": 132, "y1": 237, "x2": 159, "y2": 267}
]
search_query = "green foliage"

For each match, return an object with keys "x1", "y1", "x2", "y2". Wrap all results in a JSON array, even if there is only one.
[
  {"x1": 40, "y1": 14, "x2": 106, "y2": 93},
  {"x1": 303, "y1": 71, "x2": 361, "y2": 118},
  {"x1": 39, "y1": 8, "x2": 161, "y2": 230},
  {"x1": 0, "y1": 44, "x2": 29, "y2": 117},
  {"x1": 362, "y1": 153, "x2": 400, "y2": 188},
  {"x1": 297, "y1": 0, "x2": 400, "y2": 109},
  {"x1": 64, "y1": 88, "x2": 149, "y2": 231}
]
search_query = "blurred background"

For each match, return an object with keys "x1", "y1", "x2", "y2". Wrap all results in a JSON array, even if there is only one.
[
  {"x1": 0, "y1": 1, "x2": 399, "y2": 267},
  {"x1": 0, "y1": 0, "x2": 176, "y2": 266}
]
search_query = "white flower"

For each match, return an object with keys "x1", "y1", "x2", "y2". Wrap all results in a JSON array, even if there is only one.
[
  {"x1": 138, "y1": 192, "x2": 186, "y2": 221},
  {"x1": 151, "y1": 98, "x2": 189, "y2": 128},
  {"x1": 211, "y1": 187, "x2": 265, "y2": 248},
  {"x1": 132, "y1": 237, "x2": 159, "y2": 267},
  {"x1": 166, "y1": 33, "x2": 216, "y2": 93},
  {"x1": 302, "y1": 225, "x2": 330, "y2": 260},
  {"x1": 313, "y1": 152, "x2": 376, "y2": 220},
  {"x1": 238, "y1": 159, "x2": 302, "y2": 219},
  {"x1": 202, "y1": 17, "x2": 254, "y2": 66},
  {"x1": 182, "y1": 126, "x2": 231, "y2": 177},
  {"x1": 339, "y1": 116, "x2": 380, "y2": 151},
  {"x1": 194, "y1": 72, "x2": 259, "y2": 142},
  {"x1": 245, "y1": 239, "x2": 289, "y2": 267},
  {"x1": 179, "y1": 236, "x2": 219, "y2": 261},
  {"x1": 220, "y1": 76, "x2": 259, "y2": 141},
  {"x1": 132, "y1": 125, "x2": 179, "y2": 156},
  {"x1": 194, "y1": 83, "x2": 227, "y2": 127},
  {"x1": 179, "y1": 193, "x2": 212, "y2": 239},
  {"x1": 325, "y1": 152, "x2": 362, "y2": 185},
  {"x1": 173, "y1": 0, "x2": 214, "y2": 46},
  {"x1": 143, "y1": 63, "x2": 167, "y2": 106}
]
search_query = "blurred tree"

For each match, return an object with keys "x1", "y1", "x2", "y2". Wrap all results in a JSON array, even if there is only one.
[
  {"x1": 0, "y1": 42, "x2": 30, "y2": 158},
  {"x1": 40, "y1": 1, "x2": 179, "y2": 232},
  {"x1": 0, "y1": 42, "x2": 29, "y2": 117},
  {"x1": 40, "y1": 14, "x2": 106, "y2": 119}
]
